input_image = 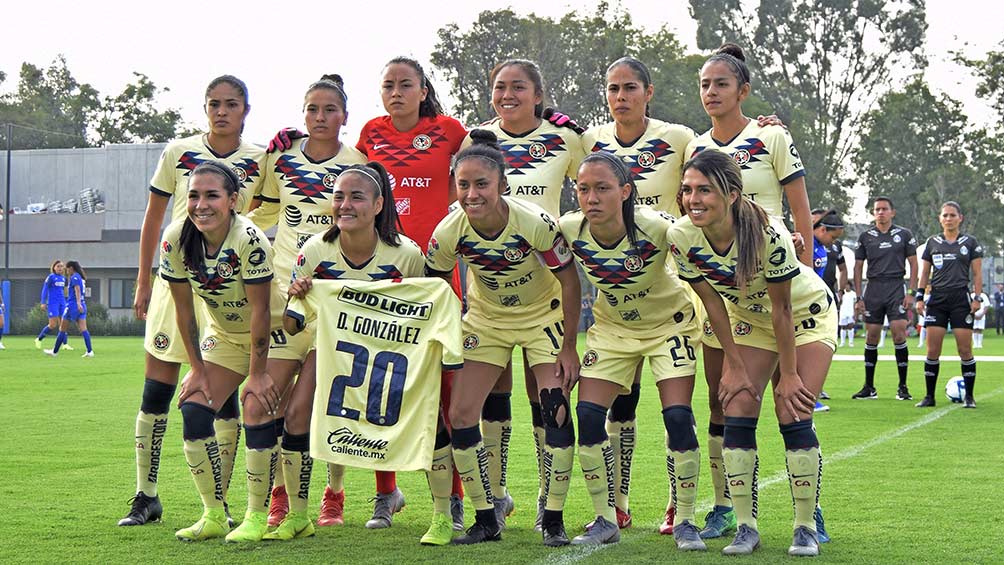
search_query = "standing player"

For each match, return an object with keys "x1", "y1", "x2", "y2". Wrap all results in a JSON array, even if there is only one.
[
  {"x1": 685, "y1": 43, "x2": 816, "y2": 541},
  {"x1": 839, "y1": 287, "x2": 857, "y2": 347},
  {"x1": 0, "y1": 284, "x2": 6, "y2": 350},
  {"x1": 36, "y1": 260, "x2": 70, "y2": 350},
  {"x1": 248, "y1": 74, "x2": 366, "y2": 529},
  {"x1": 915, "y1": 202, "x2": 983, "y2": 408},
  {"x1": 993, "y1": 283, "x2": 1004, "y2": 335},
  {"x1": 852, "y1": 197, "x2": 918, "y2": 401},
  {"x1": 160, "y1": 161, "x2": 278, "y2": 542},
  {"x1": 669, "y1": 150, "x2": 834, "y2": 557},
  {"x1": 425, "y1": 131, "x2": 581, "y2": 545},
  {"x1": 463, "y1": 59, "x2": 586, "y2": 530},
  {"x1": 44, "y1": 261, "x2": 93, "y2": 357},
  {"x1": 972, "y1": 290, "x2": 990, "y2": 348},
  {"x1": 812, "y1": 210, "x2": 847, "y2": 298},
  {"x1": 272, "y1": 162, "x2": 431, "y2": 541},
  {"x1": 120, "y1": 75, "x2": 265, "y2": 527},
  {"x1": 560, "y1": 152, "x2": 705, "y2": 550}
]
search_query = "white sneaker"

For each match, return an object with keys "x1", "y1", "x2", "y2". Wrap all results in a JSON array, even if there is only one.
[
  {"x1": 0, "y1": 342, "x2": 6, "y2": 350},
  {"x1": 63, "y1": 344, "x2": 75, "y2": 351},
  {"x1": 82, "y1": 351, "x2": 94, "y2": 358},
  {"x1": 44, "y1": 349, "x2": 57, "y2": 357}
]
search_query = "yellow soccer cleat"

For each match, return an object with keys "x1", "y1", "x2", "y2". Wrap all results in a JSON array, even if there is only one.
[
  {"x1": 225, "y1": 510, "x2": 269, "y2": 543},
  {"x1": 175, "y1": 507, "x2": 229, "y2": 542},
  {"x1": 263, "y1": 511, "x2": 315, "y2": 541}
]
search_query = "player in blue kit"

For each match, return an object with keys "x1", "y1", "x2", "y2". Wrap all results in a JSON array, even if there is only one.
[
  {"x1": 45, "y1": 261, "x2": 93, "y2": 357},
  {"x1": 36, "y1": 260, "x2": 71, "y2": 350}
]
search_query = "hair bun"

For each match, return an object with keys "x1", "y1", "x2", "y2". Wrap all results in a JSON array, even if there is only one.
[
  {"x1": 469, "y1": 128, "x2": 501, "y2": 149},
  {"x1": 320, "y1": 73, "x2": 344, "y2": 86},
  {"x1": 716, "y1": 42, "x2": 745, "y2": 62}
]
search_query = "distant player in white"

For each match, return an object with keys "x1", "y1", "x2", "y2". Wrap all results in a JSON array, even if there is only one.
[
  {"x1": 839, "y1": 289, "x2": 856, "y2": 347},
  {"x1": 973, "y1": 291, "x2": 990, "y2": 348}
]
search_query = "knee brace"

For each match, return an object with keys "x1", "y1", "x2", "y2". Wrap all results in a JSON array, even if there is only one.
[
  {"x1": 576, "y1": 401, "x2": 608, "y2": 446},
  {"x1": 662, "y1": 405, "x2": 699, "y2": 451},
  {"x1": 180, "y1": 401, "x2": 216, "y2": 441}
]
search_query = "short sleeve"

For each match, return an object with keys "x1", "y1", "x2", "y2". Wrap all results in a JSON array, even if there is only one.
[
  {"x1": 159, "y1": 225, "x2": 187, "y2": 283},
  {"x1": 444, "y1": 117, "x2": 469, "y2": 155},
  {"x1": 425, "y1": 218, "x2": 459, "y2": 275},
  {"x1": 563, "y1": 133, "x2": 586, "y2": 181},
  {"x1": 532, "y1": 210, "x2": 572, "y2": 270},
  {"x1": 971, "y1": 238, "x2": 984, "y2": 259},
  {"x1": 771, "y1": 127, "x2": 806, "y2": 186},
  {"x1": 854, "y1": 233, "x2": 868, "y2": 261},
  {"x1": 285, "y1": 295, "x2": 310, "y2": 331},
  {"x1": 150, "y1": 143, "x2": 179, "y2": 197},
  {"x1": 904, "y1": 229, "x2": 918, "y2": 257},
  {"x1": 666, "y1": 224, "x2": 703, "y2": 283},
  {"x1": 763, "y1": 222, "x2": 800, "y2": 283},
  {"x1": 240, "y1": 224, "x2": 274, "y2": 285},
  {"x1": 430, "y1": 280, "x2": 464, "y2": 370},
  {"x1": 921, "y1": 239, "x2": 933, "y2": 262}
]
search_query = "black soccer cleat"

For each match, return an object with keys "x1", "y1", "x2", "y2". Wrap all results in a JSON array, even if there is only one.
[
  {"x1": 851, "y1": 386, "x2": 878, "y2": 400},
  {"x1": 118, "y1": 492, "x2": 163, "y2": 526},
  {"x1": 451, "y1": 521, "x2": 502, "y2": 545},
  {"x1": 915, "y1": 396, "x2": 936, "y2": 408},
  {"x1": 895, "y1": 385, "x2": 913, "y2": 401},
  {"x1": 963, "y1": 396, "x2": 976, "y2": 409}
]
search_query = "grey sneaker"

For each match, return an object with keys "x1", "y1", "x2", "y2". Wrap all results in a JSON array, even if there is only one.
[
  {"x1": 571, "y1": 515, "x2": 620, "y2": 545},
  {"x1": 788, "y1": 525, "x2": 820, "y2": 556},
  {"x1": 673, "y1": 520, "x2": 707, "y2": 551},
  {"x1": 534, "y1": 495, "x2": 545, "y2": 532},
  {"x1": 450, "y1": 493, "x2": 464, "y2": 531},
  {"x1": 365, "y1": 488, "x2": 405, "y2": 529},
  {"x1": 722, "y1": 524, "x2": 761, "y2": 555},
  {"x1": 542, "y1": 520, "x2": 570, "y2": 547},
  {"x1": 493, "y1": 492, "x2": 514, "y2": 530}
]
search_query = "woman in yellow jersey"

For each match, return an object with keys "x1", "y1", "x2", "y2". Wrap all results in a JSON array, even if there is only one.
[
  {"x1": 246, "y1": 74, "x2": 366, "y2": 529},
  {"x1": 158, "y1": 161, "x2": 277, "y2": 543},
  {"x1": 558, "y1": 152, "x2": 706, "y2": 550},
  {"x1": 685, "y1": 43, "x2": 818, "y2": 542},
  {"x1": 462, "y1": 59, "x2": 586, "y2": 530},
  {"x1": 121, "y1": 75, "x2": 265, "y2": 528},
  {"x1": 425, "y1": 131, "x2": 581, "y2": 545},
  {"x1": 271, "y1": 161, "x2": 431, "y2": 541},
  {"x1": 668, "y1": 150, "x2": 834, "y2": 557}
]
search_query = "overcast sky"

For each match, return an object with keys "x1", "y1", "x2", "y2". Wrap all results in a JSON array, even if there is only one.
[{"x1": 0, "y1": 0, "x2": 999, "y2": 146}]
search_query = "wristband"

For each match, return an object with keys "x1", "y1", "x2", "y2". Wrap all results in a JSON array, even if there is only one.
[{"x1": 915, "y1": 289, "x2": 924, "y2": 301}]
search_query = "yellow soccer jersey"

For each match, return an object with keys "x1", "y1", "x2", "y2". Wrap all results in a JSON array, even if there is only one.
[
  {"x1": 667, "y1": 216, "x2": 830, "y2": 323},
  {"x1": 297, "y1": 278, "x2": 463, "y2": 471},
  {"x1": 559, "y1": 207, "x2": 694, "y2": 338},
  {"x1": 426, "y1": 197, "x2": 572, "y2": 329},
  {"x1": 581, "y1": 119, "x2": 695, "y2": 216},
  {"x1": 463, "y1": 119, "x2": 585, "y2": 217},
  {"x1": 686, "y1": 122, "x2": 805, "y2": 219},
  {"x1": 249, "y1": 142, "x2": 367, "y2": 285},
  {"x1": 284, "y1": 232, "x2": 426, "y2": 329},
  {"x1": 159, "y1": 215, "x2": 274, "y2": 335},
  {"x1": 149, "y1": 134, "x2": 265, "y2": 221}
]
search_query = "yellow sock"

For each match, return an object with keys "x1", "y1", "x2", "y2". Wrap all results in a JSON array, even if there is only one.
[
  {"x1": 481, "y1": 419, "x2": 505, "y2": 498},
  {"x1": 606, "y1": 419, "x2": 635, "y2": 512},
  {"x1": 272, "y1": 435, "x2": 285, "y2": 490},
  {"x1": 722, "y1": 448, "x2": 758, "y2": 529},
  {"x1": 327, "y1": 463, "x2": 345, "y2": 493},
  {"x1": 669, "y1": 448, "x2": 700, "y2": 525},
  {"x1": 453, "y1": 442, "x2": 493, "y2": 511},
  {"x1": 578, "y1": 440, "x2": 616, "y2": 522},
  {"x1": 708, "y1": 433, "x2": 731, "y2": 507},
  {"x1": 246, "y1": 445, "x2": 278, "y2": 513},
  {"x1": 786, "y1": 446, "x2": 821, "y2": 531},
  {"x1": 183, "y1": 436, "x2": 224, "y2": 509},
  {"x1": 214, "y1": 418, "x2": 240, "y2": 501},
  {"x1": 543, "y1": 443, "x2": 574, "y2": 511},
  {"x1": 428, "y1": 444, "x2": 454, "y2": 513},
  {"x1": 135, "y1": 411, "x2": 168, "y2": 496},
  {"x1": 282, "y1": 448, "x2": 312, "y2": 513},
  {"x1": 532, "y1": 425, "x2": 546, "y2": 503}
]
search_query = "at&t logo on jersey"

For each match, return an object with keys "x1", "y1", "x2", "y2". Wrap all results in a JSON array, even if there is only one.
[
  {"x1": 284, "y1": 205, "x2": 303, "y2": 227},
  {"x1": 463, "y1": 334, "x2": 480, "y2": 350}
]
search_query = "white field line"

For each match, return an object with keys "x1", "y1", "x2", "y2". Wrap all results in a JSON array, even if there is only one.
[
  {"x1": 832, "y1": 354, "x2": 1004, "y2": 362},
  {"x1": 539, "y1": 386, "x2": 1004, "y2": 565}
]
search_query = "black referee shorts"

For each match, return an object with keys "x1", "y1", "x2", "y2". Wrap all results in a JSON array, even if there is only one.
[
  {"x1": 863, "y1": 279, "x2": 908, "y2": 324},
  {"x1": 925, "y1": 288, "x2": 974, "y2": 329}
]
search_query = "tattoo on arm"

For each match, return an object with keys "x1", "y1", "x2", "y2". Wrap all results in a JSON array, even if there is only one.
[
  {"x1": 255, "y1": 337, "x2": 268, "y2": 360},
  {"x1": 187, "y1": 318, "x2": 203, "y2": 362}
]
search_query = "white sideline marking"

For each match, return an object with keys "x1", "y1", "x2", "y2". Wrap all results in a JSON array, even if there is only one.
[
  {"x1": 833, "y1": 354, "x2": 1004, "y2": 362},
  {"x1": 538, "y1": 386, "x2": 1004, "y2": 565}
]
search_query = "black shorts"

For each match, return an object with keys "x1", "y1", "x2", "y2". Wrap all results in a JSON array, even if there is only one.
[
  {"x1": 925, "y1": 288, "x2": 974, "y2": 329},
  {"x1": 863, "y1": 279, "x2": 908, "y2": 324}
]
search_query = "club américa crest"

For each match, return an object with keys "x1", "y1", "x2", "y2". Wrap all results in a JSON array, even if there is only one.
[
  {"x1": 463, "y1": 334, "x2": 480, "y2": 350},
  {"x1": 703, "y1": 319, "x2": 715, "y2": 337},
  {"x1": 732, "y1": 149, "x2": 751, "y2": 166},
  {"x1": 153, "y1": 332, "x2": 170, "y2": 351},
  {"x1": 529, "y1": 142, "x2": 547, "y2": 159},
  {"x1": 200, "y1": 336, "x2": 218, "y2": 351},
  {"x1": 637, "y1": 151, "x2": 656, "y2": 168},
  {"x1": 582, "y1": 349, "x2": 598, "y2": 367},
  {"x1": 322, "y1": 172, "x2": 339, "y2": 189},
  {"x1": 734, "y1": 321, "x2": 753, "y2": 336},
  {"x1": 413, "y1": 134, "x2": 432, "y2": 150},
  {"x1": 623, "y1": 255, "x2": 643, "y2": 273},
  {"x1": 231, "y1": 166, "x2": 248, "y2": 183},
  {"x1": 216, "y1": 261, "x2": 234, "y2": 279},
  {"x1": 504, "y1": 248, "x2": 524, "y2": 262}
]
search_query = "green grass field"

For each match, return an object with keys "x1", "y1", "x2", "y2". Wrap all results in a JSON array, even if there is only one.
[{"x1": 1, "y1": 334, "x2": 1001, "y2": 564}]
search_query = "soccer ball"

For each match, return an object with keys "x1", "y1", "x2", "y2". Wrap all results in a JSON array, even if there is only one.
[{"x1": 945, "y1": 376, "x2": 966, "y2": 403}]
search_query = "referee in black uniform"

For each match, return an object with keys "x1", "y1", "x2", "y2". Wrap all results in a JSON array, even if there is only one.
[
  {"x1": 915, "y1": 201, "x2": 983, "y2": 408},
  {"x1": 852, "y1": 197, "x2": 918, "y2": 400}
]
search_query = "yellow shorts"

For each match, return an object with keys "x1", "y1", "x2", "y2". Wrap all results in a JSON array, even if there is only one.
[
  {"x1": 461, "y1": 312, "x2": 565, "y2": 368},
  {"x1": 268, "y1": 324, "x2": 315, "y2": 361},
  {"x1": 701, "y1": 306, "x2": 838, "y2": 353},
  {"x1": 580, "y1": 318, "x2": 701, "y2": 394},
  {"x1": 200, "y1": 330, "x2": 252, "y2": 376},
  {"x1": 144, "y1": 276, "x2": 209, "y2": 363}
]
